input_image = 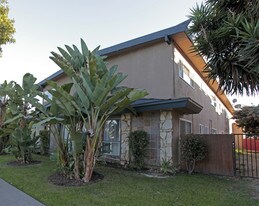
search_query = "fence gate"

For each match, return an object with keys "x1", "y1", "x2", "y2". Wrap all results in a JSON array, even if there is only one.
[{"x1": 234, "y1": 134, "x2": 259, "y2": 178}]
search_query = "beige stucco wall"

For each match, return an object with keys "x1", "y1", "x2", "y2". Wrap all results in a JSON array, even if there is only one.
[
  {"x1": 106, "y1": 42, "x2": 175, "y2": 99},
  {"x1": 106, "y1": 41, "x2": 231, "y2": 135}
]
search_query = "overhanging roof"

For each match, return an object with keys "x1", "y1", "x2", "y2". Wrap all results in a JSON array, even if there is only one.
[
  {"x1": 131, "y1": 97, "x2": 203, "y2": 114},
  {"x1": 38, "y1": 20, "x2": 190, "y2": 87}
]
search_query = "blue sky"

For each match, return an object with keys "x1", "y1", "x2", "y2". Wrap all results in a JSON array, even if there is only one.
[{"x1": 0, "y1": 0, "x2": 258, "y2": 106}]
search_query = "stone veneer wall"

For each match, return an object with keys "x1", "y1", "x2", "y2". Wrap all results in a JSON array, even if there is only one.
[
  {"x1": 131, "y1": 111, "x2": 160, "y2": 166},
  {"x1": 160, "y1": 111, "x2": 173, "y2": 163},
  {"x1": 120, "y1": 113, "x2": 131, "y2": 165}
]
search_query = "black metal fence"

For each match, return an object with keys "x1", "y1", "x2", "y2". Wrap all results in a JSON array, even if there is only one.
[{"x1": 234, "y1": 134, "x2": 259, "y2": 178}]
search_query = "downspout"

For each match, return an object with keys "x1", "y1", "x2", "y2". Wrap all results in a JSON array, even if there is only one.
[{"x1": 164, "y1": 35, "x2": 176, "y2": 98}]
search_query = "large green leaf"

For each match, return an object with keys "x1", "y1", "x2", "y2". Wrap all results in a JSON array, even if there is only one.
[
  {"x1": 72, "y1": 78, "x2": 89, "y2": 109},
  {"x1": 80, "y1": 38, "x2": 89, "y2": 58},
  {"x1": 31, "y1": 116, "x2": 64, "y2": 135},
  {"x1": 22, "y1": 73, "x2": 38, "y2": 95},
  {"x1": 3, "y1": 113, "x2": 24, "y2": 126},
  {"x1": 100, "y1": 88, "x2": 132, "y2": 113}
]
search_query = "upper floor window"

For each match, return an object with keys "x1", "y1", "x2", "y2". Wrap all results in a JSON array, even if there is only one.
[
  {"x1": 178, "y1": 61, "x2": 195, "y2": 88},
  {"x1": 211, "y1": 95, "x2": 217, "y2": 107}
]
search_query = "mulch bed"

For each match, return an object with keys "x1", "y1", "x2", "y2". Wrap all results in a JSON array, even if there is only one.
[
  {"x1": 7, "y1": 160, "x2": 42, "y2": 167},
  {"x1": 48, "y1": 171, "x2": 104, "y2": 187}
]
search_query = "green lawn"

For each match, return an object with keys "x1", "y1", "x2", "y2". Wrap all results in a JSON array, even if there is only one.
[{"x1": 0, "y1": 155, "x2": 257, "y2": 206}]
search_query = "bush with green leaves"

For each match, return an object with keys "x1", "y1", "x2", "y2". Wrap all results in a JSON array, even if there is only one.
[
  {"x1": 128, "y1": 130, "x2": 149, "y2": 169},
  {"x1": 1, "y1": 73, "x2": 44, "y2": 163},
  {"x1": 9, "y1": 126, "x2": 39, "y2": 163},
  {"x1": 181, "y1": 134, "x2": 207, "y2": 174},
  {"x1": 160, "y1": 157, "x2": 178, "y2": 175},
  {"x1": 39, "y1": 130, "x2": 50, "y2": 155},
  {"x1": 233, "y1": 105, "x2": 259, "y2": 134}
]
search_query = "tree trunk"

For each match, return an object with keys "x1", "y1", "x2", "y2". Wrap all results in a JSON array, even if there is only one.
[
  {"x1": 83, "y1": 148, "x2": 95, "y2": 182},
  {"x1": 83, "y1": 134, "x2": 97, "y2": 183},
  {"x1": 73, "y1": 154, "x2": 80, "y2": 180},
  {"x1": 187, "y1": 159, "x2": 196, "y2": 175}
]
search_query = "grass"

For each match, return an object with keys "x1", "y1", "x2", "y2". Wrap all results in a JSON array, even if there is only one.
[{"x1": 0, "y1": 154, "x2": 258, "y2": 206}]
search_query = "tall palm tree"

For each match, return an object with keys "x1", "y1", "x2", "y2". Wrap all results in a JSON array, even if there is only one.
[{"x1": 188, "y1": 0, "x2": 259, "y2": 95}]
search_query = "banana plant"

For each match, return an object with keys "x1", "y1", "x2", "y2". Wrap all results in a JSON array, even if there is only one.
[
  {"x1": 50, "y1": 39, "x2": 148, "y2": 182},
  {"x1": 45, "y1": 82, "x2": 84, "y2": 179},
  {"x1": 0, "y1": 80, "x2": 15, "y2": 153},
  {"x1": 2, "y1": 73, "x2": 43, "y2": 163}
]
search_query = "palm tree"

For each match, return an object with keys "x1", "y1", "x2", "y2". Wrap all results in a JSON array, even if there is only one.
[{"x1": 188, "y1": 0, "x2": 259, "y2": 95}]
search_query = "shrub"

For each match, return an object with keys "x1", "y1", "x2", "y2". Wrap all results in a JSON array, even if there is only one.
[
  {"x1": 39, "y1": 130, "x2": 50, "y2": 156},
  {"x1": 9, "y1": 126, "x2": 39, "y2": 164},
  {"x1": 181, "y1": 134, "x2": 207, "y2": 174},
  {"x1": 160, "y1": 158, "x2": 178, "y2": 175},
  {"x1": 128, "y1": 130, "x2": 149, "y2": 169}
]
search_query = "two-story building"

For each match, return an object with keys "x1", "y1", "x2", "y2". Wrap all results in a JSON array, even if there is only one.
[{"x1": 38, "y1": 20, "x2": 234, "y2": 167}]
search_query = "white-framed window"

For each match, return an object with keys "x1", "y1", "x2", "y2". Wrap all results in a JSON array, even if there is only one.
[
  {"x1": 211, "y1": 95, "x2": 217, "y2": 107},
  {"x1": 103, "y1": 119, "x2": 121, "y2": 156},
  {"x1": 178, "y1": 61, "x2": 195, "y2": 88},
  {"x1": 205, "y1": 126, "x2": 209, "y2": 134},
  {"x1": 199, "y1": 124, "x2": 205, "y2": 134},
  {"x1": 180, "y1": 119, "x2": 192, "y2": 135},
  {"x1": 211, "y1": 128, "x2": 217, "y2": 134}
]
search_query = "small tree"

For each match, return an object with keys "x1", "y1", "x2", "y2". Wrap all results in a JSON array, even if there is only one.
[
  {"x1": 233, "y1": 105, "x2": 259, "y2": 134},
  {"x1": 128, "y1": 130, "x2": 149, "y2": 169},
  {"x1": 0, "y1": 80, "x2": 15, "y2": 153},
  {"x1": 2, "y1": 73, "x2": 43, "y2": 163},
  {"x1": 181, "y1": 135, "x2": 207, "y2": 174}
]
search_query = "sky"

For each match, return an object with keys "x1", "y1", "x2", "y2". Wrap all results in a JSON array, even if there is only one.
[{"x1": 0, "y1": 0, "x2": 258, "y2": 106}]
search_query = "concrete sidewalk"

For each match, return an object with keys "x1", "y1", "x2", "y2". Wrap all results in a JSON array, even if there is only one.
[{"x1": 0, "y1": 178, "x2": 45, "y2": 206}]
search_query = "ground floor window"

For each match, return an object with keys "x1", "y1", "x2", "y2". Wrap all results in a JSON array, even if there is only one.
[
  {"x1": 211, "y1": 128, "x2": 217, "y2": 134},
  {"x1": 103, "y1": 119, "x2": 121, "y2": 156},
  {"x1": 199, "y1": 124, "x2": 205, "y2": 134},
  {"x1": 180, "y1": 119, "x2": 192, "y2": 135}
]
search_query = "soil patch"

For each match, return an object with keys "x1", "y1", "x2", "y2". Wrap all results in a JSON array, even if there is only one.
[
  {"x1": 48, "y1": 171, "x2": 104, "y2": 187},
  {"x1": 7, "y1": 160, "x2": 41, "y2": 167}
]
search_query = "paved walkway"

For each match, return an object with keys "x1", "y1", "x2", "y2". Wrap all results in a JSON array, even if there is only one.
[{"x1": 0, "y1": 178, "x2": 45, "y2": 206}]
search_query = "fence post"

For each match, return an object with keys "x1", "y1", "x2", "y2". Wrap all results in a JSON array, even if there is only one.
[{"x1": 232, "y1": 141, "x2": 236, "y2": 177}]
